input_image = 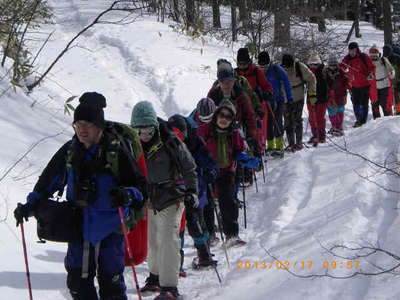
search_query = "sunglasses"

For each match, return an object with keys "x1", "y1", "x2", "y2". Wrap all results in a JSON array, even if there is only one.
[
  {"x1": 237, "y1": 62, "x2": 249, "y2": 67},
  {"x1": 218, "y1": 111, "x2": 233, "y2": 121},
  {"x1": 72, "y1": 122, "x2": 96, "y2": 130},
  {"x1": 199, "y1": 113, "x2": 214, "y2": 122},
  {"x1": 134, "y1": 126, "x2": 156, "y2": 137}
]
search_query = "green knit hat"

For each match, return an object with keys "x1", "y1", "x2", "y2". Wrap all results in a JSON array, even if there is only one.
[{"x1": 131, "y1": 101, "x2": 159, "y2": 127}]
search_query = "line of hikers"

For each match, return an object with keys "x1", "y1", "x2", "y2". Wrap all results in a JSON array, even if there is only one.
[{"x1": 13, "y1": 41, "x2": 400, "y2": 300}]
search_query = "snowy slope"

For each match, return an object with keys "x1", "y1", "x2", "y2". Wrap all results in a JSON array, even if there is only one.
[{"x1": 1, "y1": 1, "x2": 399, "y2": 299}]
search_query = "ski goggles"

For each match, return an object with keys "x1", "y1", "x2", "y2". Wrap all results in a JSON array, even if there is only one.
[
  {"x1": 199, "y1": 113, "x2": 214, "y2": 123},
  {"x1": 217, "y1": 111, "x2": 233, "y2": 121},
  {"x1": 133, "y1": 126, "x2": 156, "y2": 138}
]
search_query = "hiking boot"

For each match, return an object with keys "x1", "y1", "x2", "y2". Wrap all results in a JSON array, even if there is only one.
[
  {"x1": 332, "y1": 128, "x2": 344, "y2": 137},
  {"x1": 353, "y1": 121, "x2": 362, "y2": 128},
  {"x1": 140, "y1": 273, "x2": 161, "y2": 293},
  {"x1": 179, "y1": 268, "x2": 187, "y2": 278},
  {"x1": 307, "y1": 136, "x2": 317, "y2": 144},
  {"x1": 192, "y1": 256, "x2": 218, "y2": 269},
  {"x1": 294, "y1": 143, "x2": 304, "y2": 151},
  {"x1": 285, "y1": 145, "x2": 296, "y2": 152},
  {"x1": 154, "y1": 287, "x2": 182, "y2": 300}
]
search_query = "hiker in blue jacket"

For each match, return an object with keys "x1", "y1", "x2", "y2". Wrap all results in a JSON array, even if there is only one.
[
  {"x1": 14, "y1": 92, "x2": 147, "y2": 300},
  {"x1": 258, "y1": 50, "x2": 293, "y2": 155}
]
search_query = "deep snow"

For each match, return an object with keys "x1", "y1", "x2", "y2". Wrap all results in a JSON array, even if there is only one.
[{"x1": 1, "y1": 1, "x2": 400, "y2": 299}]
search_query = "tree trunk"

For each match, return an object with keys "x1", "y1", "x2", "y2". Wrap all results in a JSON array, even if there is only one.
[
  {"x1": 238, "y1": 0, "x2": 248, "y2": 26},
  {"x1": 231, "y1": 2, "x2": 237, "y2": 42},
  {"x1": 383, "y1": 0, "x2": 393, "y2": 45},
  {"x1": 185, "y1": 0, "x2": 195, "y2": 27},
  {"x1": 354, "y1": 0, "x2": 361, "y2": 37},
  {"x1": 273, "y1": 0, "x2": 290, "y2": 48},
  {"x1": 212, "y1": 0, "x2": 221, "y2": 28},
  {"x1": 374, "y1": 0, "x2": 383, "y2": 28}
]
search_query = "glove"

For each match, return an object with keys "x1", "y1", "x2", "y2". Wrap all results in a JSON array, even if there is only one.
[
  {"x1": 236, "y1": 152, "x2": 261, "y2": 169},
  {"x1": 184, "y1": 194, "x2": 199, "y2": 210},
  {"x1": 26, "y1": 191, "x2": 41, "y2": 206},
  {"x1": 255, "y1": 106, "x2": 265, "y2": 118},
  {"x1": 246, "y1": 137, "x2": 262, "y2": 158},
  {"x1": 263, "y1": 90, "x2": 274, "y2": 102},
  {"x1": 203, "y1": 167, "x2": 218, "y2": 184},
  {"x1": 267, "y1": 101, "x2": 277, "y2": 112},
  {"x1": 110, "y1": 187, "x2": 143, "y2": 209},
  {"x1": 307, "y1": 92, "x2": 317, "y2": 106},
  {"x1": 14, "y1": 203, "x2": 32, "y2": 227}
]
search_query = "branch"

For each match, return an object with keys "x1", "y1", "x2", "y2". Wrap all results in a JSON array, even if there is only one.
[
  {"x1": 26, "y1": 0, "x2": 148, "y2": 91},
  {"x1": 0, "y1": 131, "x2": 64, "y2": 183}
]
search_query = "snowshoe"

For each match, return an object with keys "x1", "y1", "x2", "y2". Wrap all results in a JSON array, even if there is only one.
[
  {"x1": 353, "y1": 121, "x2": 362, "y2": 128},
  {"x1": 225, "y1": 236, "x2": 247, "y2": 248},
  {"x1": 192, "y1": 257, "x2": 218, "y2": 270},
  {"x1": 154, "y1": 288, "x2": 183, "y2": 300},
  {"x1": 270, "y1": 149, "x2": 284, "y2": 158}
]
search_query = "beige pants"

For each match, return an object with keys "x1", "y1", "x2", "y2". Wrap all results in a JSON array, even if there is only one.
[{"x1": 147, "y1": 203, "x2": 184, "y2": 287}]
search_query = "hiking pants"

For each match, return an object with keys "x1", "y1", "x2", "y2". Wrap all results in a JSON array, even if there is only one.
[
  {"x1": 148, "y1": 203, "x2": 184, "y2": 288},
  {"x1": 350, "y1": 86, "x2": 370, "y2": 124},
  {"x1": 327, "y1": 105, "x2": 345, "y2": 130},
  {"x1": 185, "y1": 207, "x2": 208, "y2": 245},
  {"x1": 267, "y1": 101, "x2": 285, "y2": 142},
  {"x1": 203, "y1": 187, "x2": 216, "y2": 237},
  {"x1": 394, "y1": 85, "x2": 400, "y2": 115},
  {"x1": 284, "y1": 99, "x2": 305, "y2": 146},
  {"x1": 307, "y1": 102, "x2": 328, "y2": 142},
  {"x1": 65, "y1": 233, "x2": 127, "y2": 300},
  {"x1": 216, "y1": 173, "x2": 238, "y2": 238},
  {"x1": 372, "y1": 87, "x2": 393, "y2": 119}
]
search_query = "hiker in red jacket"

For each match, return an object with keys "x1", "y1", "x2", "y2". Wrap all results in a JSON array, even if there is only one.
[
  {"x1": 342, "y1": 42, "x2": 375, "y2": 127},
  {"x1": 207, "y1": 60, "x2": 258, "y2": 154}
]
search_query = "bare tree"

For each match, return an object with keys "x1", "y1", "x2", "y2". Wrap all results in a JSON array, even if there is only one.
[
  {"x1": 231, "y1": 1, "x2": 238, "y2": 42},
  {"x1": 211, "y1": 0, "x2": 221, "y2": 28},
  {"x1": 383, "y1": 0, "x2": 393, "y2": 45},
  {"x1": 273, "y1": 0, "x2": 291, "y2": 48}
]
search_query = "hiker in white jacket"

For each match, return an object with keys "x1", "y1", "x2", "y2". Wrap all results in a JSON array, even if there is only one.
[{"x1": 369, "y1": 45, "x2": 395, "y2": 118}]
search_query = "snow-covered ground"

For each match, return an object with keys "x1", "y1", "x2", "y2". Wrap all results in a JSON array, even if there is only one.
[{"x1": 1, "y1": 1, "x2": 399, "y2": 299}]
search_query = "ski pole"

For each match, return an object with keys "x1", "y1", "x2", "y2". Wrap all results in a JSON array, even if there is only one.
[
  {"x1": 208, "y1": 184, "x2": 230, "y2": 269},
  {"x1": 253, "y1": 168, "x2": 258, "y2": 193},
  {"x1": 241, "y1": 167, "x2": 247, "y2": 229},
  {"x1": 20, "y1": 222, "x2": 33, "y2": 300},
  {"x1": 261, "y1": 157, "x2": 266, "y2": 183},
  {"x1": 118, "y1": 207, "x2": 142, "y2": 300},
  {"x1": 193, "y1": 218, "x2": 222, "y2": 284}
]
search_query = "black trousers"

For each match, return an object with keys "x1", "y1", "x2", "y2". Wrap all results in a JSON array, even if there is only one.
[
  {"x1": 216, "y1": 174, "x2": 238, "y2": 238},
  {"x1": 284, "y1": 100, "x2": 305, "y2": 146},
  {"x1": 350, "y1": 86, "x2": 370, "y2": 124},
  {"x1": 372, "y1": 87, "x2": 392, "y2": 119},
  {"x1": 267, "y1": 102, "x2": 285, "y2": 141}
]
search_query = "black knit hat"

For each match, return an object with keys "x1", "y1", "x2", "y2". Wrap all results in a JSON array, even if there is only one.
[
  {"x1": 348, "y1": 42, "x2": 359, "y2": 50},
  {"x1": 217, "y1": 60, "x2": 235, "y2": 82},
  {"x1": 281, "y1": 54, "x2": 294, "y2": 68},
  {"x1": 168, "y1": 114, "x2": 188, "y2": 137},
  {"x1": 237, "y1": 48, "x2": 251, "y2": 63},
  {"x1": 73, "y1": 92, "x2": 107, "y2": 127},
  {"x1": 258, "y1": 51, "x2": 270, "y2": 66}
]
